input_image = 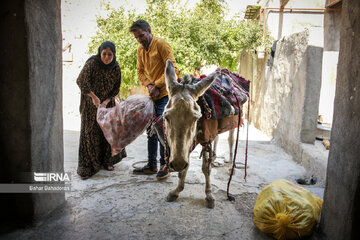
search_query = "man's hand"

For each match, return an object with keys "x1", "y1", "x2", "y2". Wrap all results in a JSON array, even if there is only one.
[{"x1": 147, "y1": 84, "x2": 160, "y2": 99}]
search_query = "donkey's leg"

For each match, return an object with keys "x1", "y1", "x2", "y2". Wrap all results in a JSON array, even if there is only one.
[
  {"x1": 227, "y1": 129, "x2": 235, "y2": 175},
  {"x1": 166, "y1": 167, "x2": 188, "y2": 202},
  {"x1": 213, "y1": 135, "x2": 219, "y2": 156},
  {"x1": 210, "y1": 136, "x2": 218, "y2": 167},
  {"x1": 202, "y1": 146, "x2": 215, "y2": 208},
  {"x1": 225, "y1": 129, "x2": 234, "y2": 163}
]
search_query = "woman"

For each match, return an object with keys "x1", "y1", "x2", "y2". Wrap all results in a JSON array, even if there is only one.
[{"x1": 76, "y1": 41, "x2": 126, "y2": 179}]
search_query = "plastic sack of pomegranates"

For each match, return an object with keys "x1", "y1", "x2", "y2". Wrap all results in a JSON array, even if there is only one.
[{"x1": 97, "y1": 95, "x2": 155, "y2": 154}]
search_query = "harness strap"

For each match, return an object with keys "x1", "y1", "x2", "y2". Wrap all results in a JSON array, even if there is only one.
[
  {"x1": 226, "y1": 83, "x2": 250, "y2": 201},
  {"x1": 154, "y1": 116, "x2": 169, "y2": 165},
  {"x1": 227, "y1": 95, "x2": 241, "y2": 201},
  {"x1": 162, "y1": 120, "x2": 169, "y2": 164},
  {"x1": 244, "y1": 94, "x2": 250, "y2": 181}
]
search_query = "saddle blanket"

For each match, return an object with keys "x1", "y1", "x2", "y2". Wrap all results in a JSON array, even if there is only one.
[{"x1": 196, "y1": 69, "x2": 250, "y2": 120}]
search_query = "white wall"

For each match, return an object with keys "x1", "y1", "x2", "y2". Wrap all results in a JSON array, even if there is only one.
[{"x1": 258, "y1": 0, "x2": 325, "y2": 40}]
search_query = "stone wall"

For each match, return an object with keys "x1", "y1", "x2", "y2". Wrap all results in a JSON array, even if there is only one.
[
  {"x1": 249, "y1": 29, "x2": 322, "y2": 161},
  {"x1": 0, "y1": 0, "x2": 64, "y2": 230}
]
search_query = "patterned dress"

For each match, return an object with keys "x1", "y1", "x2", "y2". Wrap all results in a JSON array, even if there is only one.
[{"x1": 76, "y1": 58, "x2": 124, "y2": 178}]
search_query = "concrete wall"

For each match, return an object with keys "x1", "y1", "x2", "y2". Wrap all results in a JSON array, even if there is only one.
[
  {"x1": 0, "y1": 0, "x2": 64, "y2": 230},
  {"x1": 324, "y1": 0, "x2": 342, "y2": 52},
  {"x1": 239, "y1": 52, "x2": 255, "y2": 116},
  {"x1": 320, "y1": 0, "x2": 360, "y2": 238},
  {"x1": 318, "y1": 0, "x2": 342, "y2": 125},
  {"x1": 258, "y1": 0, "x2": 340, "y2": 127},
  {"x1": 249, "y1": 28, "x2": 323, "y2": 160},
  {"x1": 239, "y1": 52, "x2": 254, "y2": 81}
]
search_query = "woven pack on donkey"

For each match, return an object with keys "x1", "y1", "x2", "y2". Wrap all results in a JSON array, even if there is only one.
[{"x1": 195, "y1": 68, "x2": 250, "y2": 120}]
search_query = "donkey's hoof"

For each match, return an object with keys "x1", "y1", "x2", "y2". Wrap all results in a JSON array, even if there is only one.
[
  {"x1": 166, "y1": 193, "x2": 178, "y2": 202},
  {"x1": 206, "y1": 197, "x2": 215, "y2": 209}
]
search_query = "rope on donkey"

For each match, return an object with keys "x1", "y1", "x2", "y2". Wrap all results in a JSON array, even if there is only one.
[
  {"x1": 155, "y1": 116, "x2": 169, "y2": 164},
  {"x1": 132, "y1": 116, "x2": 166, "y2": 169},
  {"x1": 226, "y1": 82, "x2": 250, "y2": 202},
  {"x1": 226, "y1": 95, "x2": 241, "y2": 201}
]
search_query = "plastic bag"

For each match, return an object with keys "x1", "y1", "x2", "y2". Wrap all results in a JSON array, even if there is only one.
[
  {"x1": 253, "y1": 179, "x2": 323, "y2": 240},
  {"x1": 97, "y1": 95, "x2": 155, "y2": 154}
]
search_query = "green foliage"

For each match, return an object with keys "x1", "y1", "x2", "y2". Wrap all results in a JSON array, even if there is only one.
[{"x1": 89, "y1": 0, "x2": 272, "y2": 96}]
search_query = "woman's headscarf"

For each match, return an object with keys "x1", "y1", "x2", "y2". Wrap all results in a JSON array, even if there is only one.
[{"x1": 90, "y1": 41, "x2": 119, "y2": 70}]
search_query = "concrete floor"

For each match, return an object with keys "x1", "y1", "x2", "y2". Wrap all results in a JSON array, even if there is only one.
[{"x1": 2, "y1": 125, "x2": 324, "y2": 240}]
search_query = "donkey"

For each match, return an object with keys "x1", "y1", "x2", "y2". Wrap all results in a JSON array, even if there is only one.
[
  {"x1": 213, "y1": 129, "x2": 235, "y2": 166},
  {"x1": 163, "y1": 60, "x2": 240, "y2": 208}
]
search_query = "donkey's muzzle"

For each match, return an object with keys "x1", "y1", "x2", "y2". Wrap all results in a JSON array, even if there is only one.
[{"x1": 169, "y1": 161, "x2": 188, "y2": 172}]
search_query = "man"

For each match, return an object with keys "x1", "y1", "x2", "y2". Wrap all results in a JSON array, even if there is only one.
[{"x1": 130, "y1": 19, "x2": 180, "y2": 180}]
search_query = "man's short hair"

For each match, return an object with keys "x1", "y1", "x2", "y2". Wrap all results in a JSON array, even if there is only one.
[{"x1": 129, "y1": 20, "x2": 151, "y2": 32}]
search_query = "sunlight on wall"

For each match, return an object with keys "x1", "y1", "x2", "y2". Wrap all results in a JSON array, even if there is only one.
[{"x1": 319, "y1": 51, "x2": 338, "y2": 125}]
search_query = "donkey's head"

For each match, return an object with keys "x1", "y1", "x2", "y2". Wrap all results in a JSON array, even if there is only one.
[{"x1": 163, "y1": 60, "x2": 218, "y2": 172}]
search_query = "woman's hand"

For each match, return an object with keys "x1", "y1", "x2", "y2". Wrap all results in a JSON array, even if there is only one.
[
  {"x1": 100, "y1": 98, "x2": 111, "y2": 108},
  {"x1": 92, "y1": 96, "x2": 100, "y2": 107},
  {"x1": 88, "y1": 92, "x2": 101, "y2": 107},
  {"x1": 92, "y1": 96, "x2": 101, "y2": 107}
]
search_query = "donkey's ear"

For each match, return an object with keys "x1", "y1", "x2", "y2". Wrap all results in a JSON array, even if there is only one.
[
  {"x1": 165, "y1": 59, "x2": 181, "y2": 97},
  {"x1": 190, "y1": 72, "x2": 219, "y2": 99}
]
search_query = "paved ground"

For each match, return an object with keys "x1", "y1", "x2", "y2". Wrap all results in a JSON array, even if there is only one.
[{"x1": 2, "y1": 125, "x2": 324, "y2": 240}]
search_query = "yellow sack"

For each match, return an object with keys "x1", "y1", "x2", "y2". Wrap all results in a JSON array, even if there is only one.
[{"x1": 253, "y1": 179, "x2": 323, "y2": 240}]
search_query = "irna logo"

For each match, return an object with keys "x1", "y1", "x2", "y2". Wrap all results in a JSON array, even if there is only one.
[{"x1": 34, "y1": 172, "x2": 71, "y2": 182}]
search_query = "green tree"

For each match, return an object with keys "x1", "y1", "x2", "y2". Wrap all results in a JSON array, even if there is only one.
[{"x1": 89, "y1": 0, "x2": 272, "y2": 96}]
